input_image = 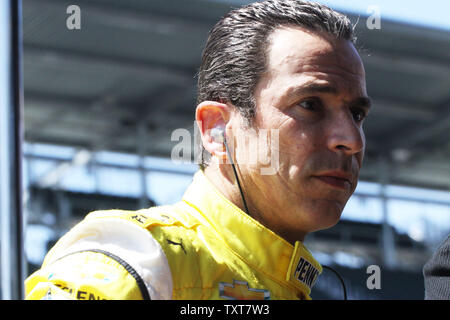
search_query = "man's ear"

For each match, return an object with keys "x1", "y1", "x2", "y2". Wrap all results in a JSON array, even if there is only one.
[{"x1": 195, "y1": 101, "x2": 231, "y2": 161}]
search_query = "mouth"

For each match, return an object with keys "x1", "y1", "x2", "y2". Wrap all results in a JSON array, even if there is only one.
[{"x1": 313, "y1": 171, "x2": 353, "y2": 190}]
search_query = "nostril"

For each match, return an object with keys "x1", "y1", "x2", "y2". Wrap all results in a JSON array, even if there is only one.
[{"x1": 336, "y1": 144, "x2": 350, "y2": 151}]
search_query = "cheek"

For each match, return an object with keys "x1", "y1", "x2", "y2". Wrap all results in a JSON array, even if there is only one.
[
  {"x1": 255, "y1": 107, "x2": 324, "y2": 178},
  {"x1": 277, "y1": 122, "x2": 322, "y2": 164},
  {"x1": 271, "y1": 126, "x2": 322, "y2": 188}
]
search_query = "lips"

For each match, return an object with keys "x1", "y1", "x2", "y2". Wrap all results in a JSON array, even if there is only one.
[{"x1": 313, "y1": 171, "x2": 353, "y2": 190}]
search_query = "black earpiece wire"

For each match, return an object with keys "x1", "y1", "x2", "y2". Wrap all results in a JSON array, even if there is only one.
[
  {"x1": 223, "y1": 134, "x2": 250, "y2": 215},
  {"x1": 321, "y1": 265, "x2": 348, "y2": 300}
]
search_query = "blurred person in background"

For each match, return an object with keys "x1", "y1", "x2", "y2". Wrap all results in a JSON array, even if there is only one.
[
  {"x1": 423, "y1": 234, "x2": 450, "y2": 300},
  {"x1": 25, "y1": 0, "x2": 370, "y2": 300}
]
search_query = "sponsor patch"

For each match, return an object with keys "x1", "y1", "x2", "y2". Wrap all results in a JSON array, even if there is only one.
[{"x1": 219, "y1": 280, "x2": 270, "y2": 300}]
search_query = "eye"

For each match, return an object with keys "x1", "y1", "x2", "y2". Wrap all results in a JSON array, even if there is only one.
[
  {"x1": 351, "y1": 107, "x2": 367, "y2": 122},
  {"x1": 298, "y1": 98, "x2": 322, "y2": 111}
]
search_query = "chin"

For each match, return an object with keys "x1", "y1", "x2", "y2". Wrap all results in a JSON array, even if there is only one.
[{"x1": 308, "y1": 200, "x2": 345, "y2": 232}]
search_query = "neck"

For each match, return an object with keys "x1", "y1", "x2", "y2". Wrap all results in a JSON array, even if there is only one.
[
  {"x1": 203, "y1": 163, "x2": 307, "y2": 244},
  {"x1": 204, "y1": 162, "x2": 246, "y2": 214}
]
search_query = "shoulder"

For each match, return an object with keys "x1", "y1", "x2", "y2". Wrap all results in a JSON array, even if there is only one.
[
  {"x1": 83, "y1": 204, "x2": 200, "y2": 230},
  {"x1": 27, "y1": 207, "x2": 184, "y2": 300}
]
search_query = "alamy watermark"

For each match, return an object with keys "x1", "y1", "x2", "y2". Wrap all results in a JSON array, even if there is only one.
[
  {"x1": 66, "y1": 5, "x2": 81, "y2": 30},
  {"x1": 366, "y1": 5, "x2": 381, "y2": 30},
  {"x1": 171, "y1": 122, "x2": 280, "y2": 175},
  {"x1": 366, "y1": 265, "x2": 381, "y2": 290}
]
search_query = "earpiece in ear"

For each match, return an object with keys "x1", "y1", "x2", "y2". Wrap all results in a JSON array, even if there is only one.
[{"x1": 210, "y1": 127, "x2": 225, "y2": 144}]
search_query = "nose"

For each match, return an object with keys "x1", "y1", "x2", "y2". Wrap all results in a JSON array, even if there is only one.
[{"x1": 327, "y1": 114, "x2": 365, "y2": 155}]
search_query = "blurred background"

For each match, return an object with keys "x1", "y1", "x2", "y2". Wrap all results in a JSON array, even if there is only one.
[{"x1": 2, "y1": 0, "x2": 449, "y2": 299}]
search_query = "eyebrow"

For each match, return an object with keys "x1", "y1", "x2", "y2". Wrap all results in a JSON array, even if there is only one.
[
  {"x1": 350, "y1": 96, "x2": 372, "y2": 110},
  {"x1": 286, "y1": 83, "x2": 372, "y2": 109}
]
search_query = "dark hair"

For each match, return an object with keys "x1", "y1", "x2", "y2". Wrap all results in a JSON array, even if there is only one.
[{"x1": 197, "y1": 0, "x2": 356, "y2": 169}]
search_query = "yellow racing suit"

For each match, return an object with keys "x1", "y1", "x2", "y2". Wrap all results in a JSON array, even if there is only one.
[{"x1": 25, "y1": 170, "x2": 322, "y2": 300}]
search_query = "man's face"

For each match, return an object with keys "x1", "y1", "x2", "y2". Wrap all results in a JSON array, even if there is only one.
[{"x1": 231, "y1": 26, "x2": 370, "y2": 242}]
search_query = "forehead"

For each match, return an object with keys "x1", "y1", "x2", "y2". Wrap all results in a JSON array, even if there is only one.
[{"x1": 265, "y1": 25, "x2": 365, "y2": 85}]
